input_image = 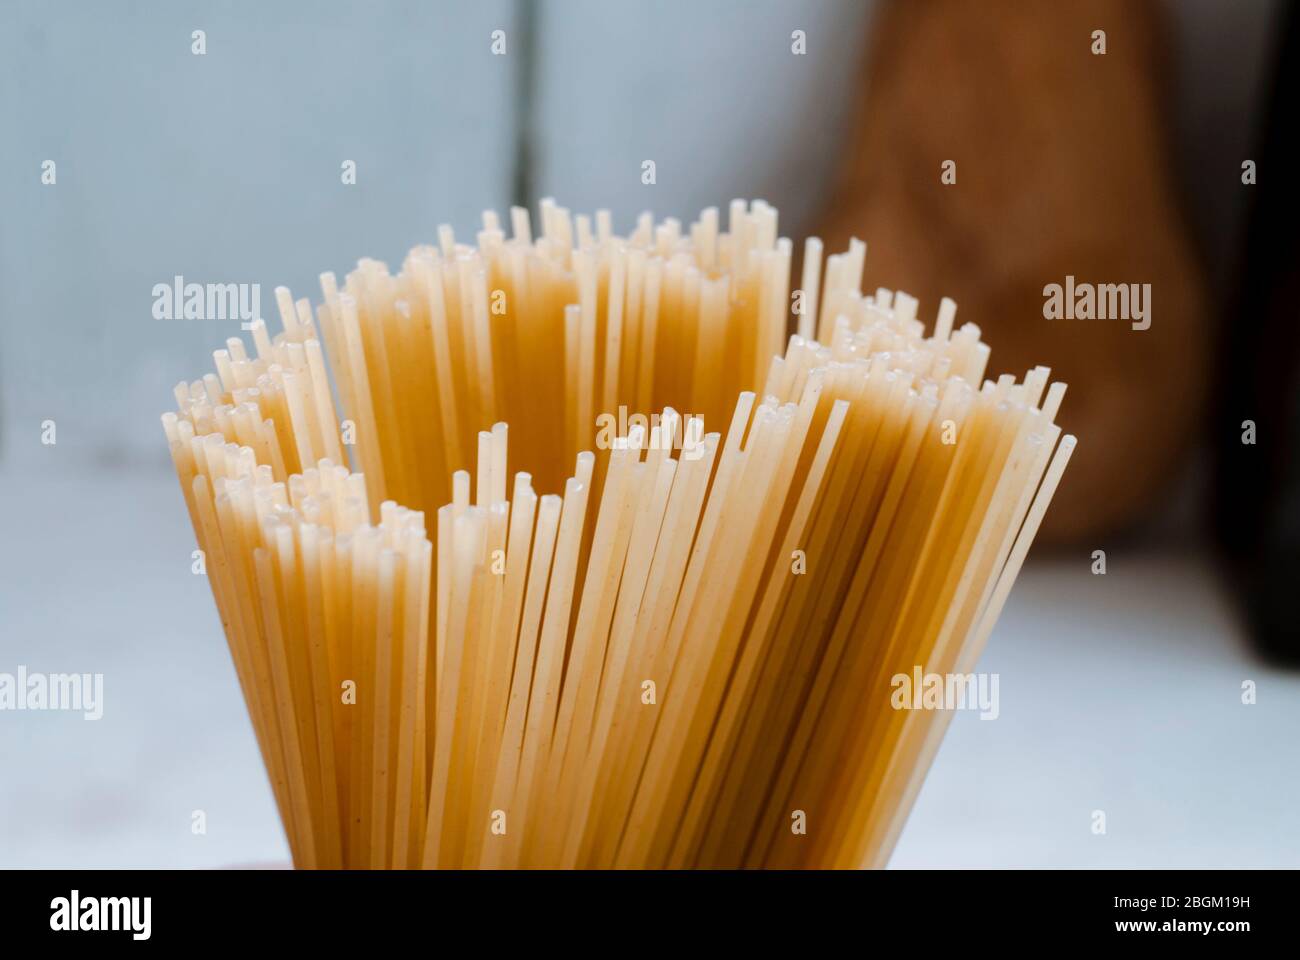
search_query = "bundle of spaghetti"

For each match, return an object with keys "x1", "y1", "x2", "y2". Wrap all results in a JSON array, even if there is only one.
[
  {"x1": 162, "y1": 199, "x2": 1073, "y2": 868},
  {"x1": 306, "y1": 198, "x2": 788, "y2": 515},
  {"x1": 160, "y1": 417, "x2": 433, "y2": 868}
]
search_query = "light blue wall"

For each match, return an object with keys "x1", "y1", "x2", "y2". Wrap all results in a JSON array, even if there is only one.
[
  {"x1": 529, "y1": 0, "x2": 873, "y2": 239},
  {"x1": 0, "y1": 0, "x2": 1280, "y2": 471},
  {"x1": 0, "y1": 0, "x2": 520, "y2": 469}
]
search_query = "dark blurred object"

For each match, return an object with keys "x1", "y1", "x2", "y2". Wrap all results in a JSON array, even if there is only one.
[
  {"x1": 813, "y1": 0, "x2": 1210, "y2": 544},
  {"x1": 1213, "y1": 2, "x2": 1300, "y2": 662}
]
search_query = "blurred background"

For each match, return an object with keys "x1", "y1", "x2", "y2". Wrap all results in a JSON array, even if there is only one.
[{"x1": 1, "y1": 0, "x2": 1297, "y2": 867}]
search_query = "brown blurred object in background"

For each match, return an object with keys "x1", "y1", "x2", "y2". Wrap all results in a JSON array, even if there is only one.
[{"x1": 814, "y1": 0, "x2": 1209, "y2": 543}]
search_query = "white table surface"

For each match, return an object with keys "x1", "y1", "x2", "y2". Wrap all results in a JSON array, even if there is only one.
[{"x1": 2, "y1": 465, "x2": 1297, "y2": 868}]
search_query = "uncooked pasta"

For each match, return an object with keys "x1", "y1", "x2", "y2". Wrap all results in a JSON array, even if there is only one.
[{"x1": 162, "y1": 199, "x2": 1073, "y2": 868}]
